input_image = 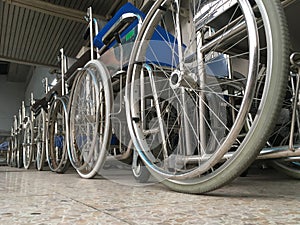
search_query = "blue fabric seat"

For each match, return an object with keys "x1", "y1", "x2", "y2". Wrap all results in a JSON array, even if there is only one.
[
  {"x1": 55, "y1": 135, "x2": 64, "y2": 149},
  {"x1": 0, "y1": 141, "x2": 8, "y2": 151}
]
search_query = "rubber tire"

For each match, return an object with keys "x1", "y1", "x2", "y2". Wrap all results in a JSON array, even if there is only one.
[
  {"x1": 127, "y1": 0, "x2": 289, "y2": 193},
  {"x1": 132, "y1": 157, "x2": 151, "y2": 183}
]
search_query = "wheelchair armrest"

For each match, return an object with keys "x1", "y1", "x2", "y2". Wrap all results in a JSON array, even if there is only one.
[
  {"x1": 94, "y1": 2, "x2": 145, "y2": 50},
  {"x1": 102, "y1": 13, "x2": 142, "y2": 46}
]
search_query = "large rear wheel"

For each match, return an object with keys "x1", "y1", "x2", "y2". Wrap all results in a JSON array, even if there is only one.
[
  {"x1": 46, "y1": 96, "x2": 70, "y2": 173},
  {"x1": 35, "y1": 109, "x2": 47, "y2": 171},
  {"x1": 23, "y1": 119, "x2": 34, "y2": 169},
  {"x1": 126, "y1": 0, "x2": 289, "y2": 193},
  {"x1": 69, "y1": 60, "x2": 112, "y2": 178}
]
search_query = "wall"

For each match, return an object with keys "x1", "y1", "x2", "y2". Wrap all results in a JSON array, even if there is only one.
[
  {"x1": 24, "y1": 66, "x2": 56, "y2": 105},
  {"x1": 0, "y1": 66, "x2": 56, "y2": 135},
  {"x1": 0, "y1": 77, "x2": 26, "y2": 135}
]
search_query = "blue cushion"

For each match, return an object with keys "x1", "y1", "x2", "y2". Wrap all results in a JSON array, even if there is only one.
[
  {"x1": 54, "y1": 135, "x2": 64, "y2": 149},
  {"x1": 0, "y1": 141, "x2": 8, "y2": 150},
  {"x1": 205, "y1": 54, "x2": 229, "y2": 78}
]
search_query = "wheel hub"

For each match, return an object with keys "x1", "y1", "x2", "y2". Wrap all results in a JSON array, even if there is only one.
[{"x1": 170, "y1": 70, "x2": 197, "y2": 89}]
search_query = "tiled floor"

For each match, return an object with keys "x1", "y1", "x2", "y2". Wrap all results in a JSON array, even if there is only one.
[{"x1": 0, "y1": 164, "x2": 299, "y2": 224}]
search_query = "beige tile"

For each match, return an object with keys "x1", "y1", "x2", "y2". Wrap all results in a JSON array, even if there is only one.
[{"x1": 0, "y1": 166, "x2": 299, "y2": 225}]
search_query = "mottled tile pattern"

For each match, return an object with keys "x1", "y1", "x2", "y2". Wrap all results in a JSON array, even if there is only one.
[{"x1": 0, "y1": 165, "x2": 299, "y2": 224}]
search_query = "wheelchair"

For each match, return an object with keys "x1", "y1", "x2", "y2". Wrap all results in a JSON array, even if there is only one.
[
  {"x1": 8, "y1": 102, "x2": 29, "y2": 168},
  {"x1": 12, "y1": 106, "x2": 26, "y2": 168},
  {"x1": 30, "y1": 49, "x2": 91, "y2": 173},
  {"x1": 45, "y1": 49, "x2": 72, "y2": 173},
  {"x1": 7, "y1": 116, "x2": 18, "y2": 167},
  {"x1": 258, "y1": 52, "x2": 300, "y2": 179},
  {"x1": 24, "y1": 81, "x2": 50, "y2": 171},
  {"x1": 66, "y1": 0, "x2": 295, "y2": 194},
  {"x1": 22, "y1": 96, "x2": 37, "y2": 169}
]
